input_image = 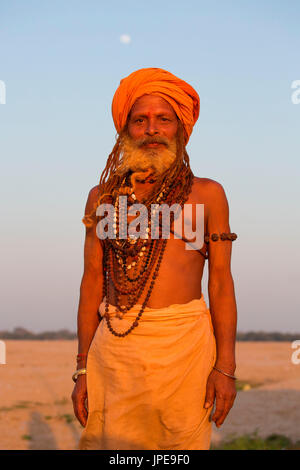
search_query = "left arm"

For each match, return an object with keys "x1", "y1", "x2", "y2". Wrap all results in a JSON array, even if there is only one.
[{"x1": 203, "y1": 180, "x2": 238, "y2": 427}]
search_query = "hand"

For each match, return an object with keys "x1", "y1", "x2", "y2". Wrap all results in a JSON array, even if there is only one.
[
  {"x1": 203, "y1": 368, "x2": 237, "y2": 428},
  {"x1": 71, "y1": 374, "x2": 88, "y2": 427}
]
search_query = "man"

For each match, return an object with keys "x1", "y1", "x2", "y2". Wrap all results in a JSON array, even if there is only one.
[{"x1": 72, "y1": 68, "x2": 238, "y2": 450}]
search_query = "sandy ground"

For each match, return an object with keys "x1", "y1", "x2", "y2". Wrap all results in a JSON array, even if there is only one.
[{"x1": 0, "y1": 340, "x2": 299, "y2": 450}]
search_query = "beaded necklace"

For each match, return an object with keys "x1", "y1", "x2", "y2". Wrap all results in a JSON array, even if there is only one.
[{"x1": 102, "y1": 163, "x2": 194, "y2": 337}]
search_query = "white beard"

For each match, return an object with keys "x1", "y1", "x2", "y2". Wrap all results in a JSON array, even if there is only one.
[{"x1": 115, "y1": 133, "x2": 177, "y2": 176}]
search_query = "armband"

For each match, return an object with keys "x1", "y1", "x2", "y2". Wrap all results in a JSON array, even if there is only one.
[{"x1": 204, "y1": 232, "x2": 238, "y2": 243}]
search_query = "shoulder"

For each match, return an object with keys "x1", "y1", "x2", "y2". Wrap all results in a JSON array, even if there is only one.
[
  {"x1": 192, "y1": 177, "x2": 229, "y2": 222},
  {"x1": 192, "y1": 176, "x2": 227, "y2": 201},
  {"x1": 84, "y1": 185, "x2": 101, "y2": 214},
  {"x1": 88, "y1": 184, "x2": 101, "y2": 199}
]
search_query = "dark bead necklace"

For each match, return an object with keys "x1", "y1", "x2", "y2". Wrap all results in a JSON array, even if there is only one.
[{"x1": 102, "y1": 163, "x2": 194, "y2": 337}]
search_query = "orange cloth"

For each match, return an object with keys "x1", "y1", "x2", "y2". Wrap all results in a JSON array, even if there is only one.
[
  {"x1": 78, "y1": 295, "x2": 216, "y2": 450},
  {"x1": 111, "y1": 68, "x2": 200, "y2": 144}
]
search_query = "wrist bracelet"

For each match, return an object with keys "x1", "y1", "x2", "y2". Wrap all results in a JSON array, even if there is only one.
[
  {"x1": 72, "y1": 368, "x2": 87, "y2": 383},
  {"x1": 213, "y1": 366, "x2": 237, "y2": 380}
]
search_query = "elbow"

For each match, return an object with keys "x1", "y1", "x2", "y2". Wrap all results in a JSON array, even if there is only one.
[
  {"x1": 80, "y1": 269, "x2": 103, "y2": 294},
  {"x1": 208, "y1": 269, "x2": 234, "y2": 295}
]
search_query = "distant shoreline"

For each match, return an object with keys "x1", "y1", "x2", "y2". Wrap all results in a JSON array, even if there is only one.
[{"x1": 0, "y1": 328, "x2": 299, "y2": 341}]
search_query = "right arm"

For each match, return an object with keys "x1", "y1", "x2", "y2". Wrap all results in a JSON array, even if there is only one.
[
  {"x1": 72, "y1": 185, "x2": 104, "y2": 426},
  {"x1": 77, "y1": 185, "x2": 104, "y2": 367}
]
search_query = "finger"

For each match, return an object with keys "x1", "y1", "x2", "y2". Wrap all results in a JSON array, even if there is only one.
[
  {"x1": 79, "y1": 396, "x2": 88, "y2": 427},
  {"x1": 72, "y1": 399, "x2": 83, "y2": 426},
  {"x1": 215, "y1": 397, "x2": 235, "y2": 427},
  {"x1": 215, "y1": 396, "x2": 236, "y2": 426},
  {"x1": 71, "y1": 396, "x2": 80, "y2": 423},
  {"x1": 77, "y1": 402, "x2": 88, "y2": 427},
  {"x1": 211, "y1": 396, "x2": 225, "y2": 423},
  {"x1": 73, "y1": 395, "x2": 88, "y2": 427},
  {"x1": 204, "y1": 383, "x2": 215, "y2": 409}
]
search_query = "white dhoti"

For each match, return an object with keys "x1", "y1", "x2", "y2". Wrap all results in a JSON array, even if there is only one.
[{"x1": 78, "y1": 294, "x2": 216, "y2": 450}]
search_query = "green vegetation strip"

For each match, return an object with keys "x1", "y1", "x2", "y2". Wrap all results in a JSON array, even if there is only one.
[{"x1": 211, "y1": 432, "x2": 300, "y2": 450}]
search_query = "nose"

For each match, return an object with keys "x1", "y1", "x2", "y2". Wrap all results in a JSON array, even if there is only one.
[{"x1": 145, "y1": 118, "x2": 159, "y2": 136}]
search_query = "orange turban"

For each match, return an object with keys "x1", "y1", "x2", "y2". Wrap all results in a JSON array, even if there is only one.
[{"x1": 111, "y1": 68, "x2": 200, "y2": 145}]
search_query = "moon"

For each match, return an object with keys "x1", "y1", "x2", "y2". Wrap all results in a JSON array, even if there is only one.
[{"x1": 120, "y1": 34, "x2": 131, "y2": 45}]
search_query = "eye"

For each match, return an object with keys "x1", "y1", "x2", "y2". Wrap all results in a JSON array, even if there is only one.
[
  {"x1": 161, "y1": 117, "x2": 170, "y2": 121},
  {"x1": 135, "y1": 118, "x2": 144, "y2": 123}
]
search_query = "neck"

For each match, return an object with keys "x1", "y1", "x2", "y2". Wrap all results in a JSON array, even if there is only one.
[{"x1": 130, "y1": 169, "x2": 157, "y2": 203}]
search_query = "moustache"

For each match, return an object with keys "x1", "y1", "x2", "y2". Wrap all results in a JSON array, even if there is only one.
[{"x1": 135, "y1": 136, "x2": 170, "y2": 147}]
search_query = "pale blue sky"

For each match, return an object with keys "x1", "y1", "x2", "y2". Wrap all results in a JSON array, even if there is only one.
[{"x1": 0, "y1": 0, "x2": 299, "y2": 332}]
